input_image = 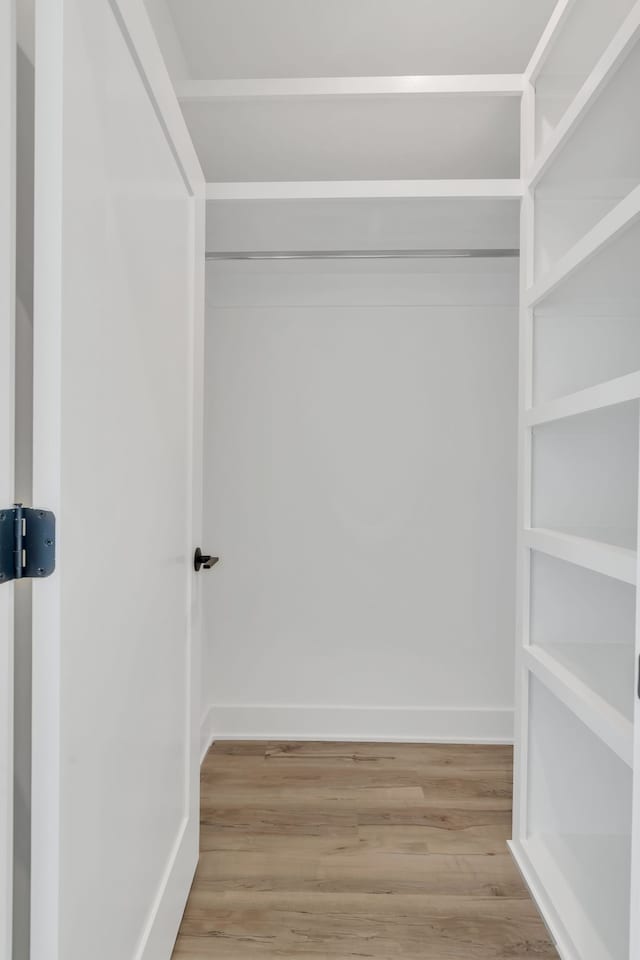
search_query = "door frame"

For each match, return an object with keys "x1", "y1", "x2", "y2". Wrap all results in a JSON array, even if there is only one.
[
  {"x1": 0, "y1": 0, "x2": 16, "y2": 955},
  {"x1": 29, "y1": 1, "x2": 205, "y2": 956}
]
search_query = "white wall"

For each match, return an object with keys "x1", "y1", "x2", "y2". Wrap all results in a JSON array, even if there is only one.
[
  {"x1": 202, "y1": 257, "x2": 518, "y2": 742},
  {"x1": 205, "y1": 197, "x2": 520, "y2": 254}
]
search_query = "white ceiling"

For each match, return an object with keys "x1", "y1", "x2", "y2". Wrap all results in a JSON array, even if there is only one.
[{"x1": 157, "y1": 0, "x2": 557, "y2": 80}]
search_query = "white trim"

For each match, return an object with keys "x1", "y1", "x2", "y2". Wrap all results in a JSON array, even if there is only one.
[
  {"x1": 179, "y1": 74, "x2": 525, "y2": 101},
  {"x1": 631, "y1": 388, "x2": 640, "y2": 958},
  {"x1": 108, "y1": 0, "x2": 203, "y2": 195},
  {"x1": 31, "y1": 0, "x2": 63, "y2": 951},
  {"x1": 526, "y1": 371, "x2": 640, "y2": 426},
  {"x1": 0, "y1": 0, "x2": 15, "y2": 954},
  {"x1": 526, "y1": 183, "x2": 640, "y2": 308},
  {"x1": 509, "y1": 840, "x2": 580, "y2": 960},
  {"x1": 200, "y1": 706, "x2": 215, "y2": 764},
  {"x1": 512, "y1": 77, "x2": 535, "y2": 851},
  {"x1": 524, "y1": 646, "x2": 633, "y2": 767},
  {"x1": 122, "y1": 3, "x2": 204, "y2": 955},
  {"x1": 204, "y1": 705, "x2": 513, "y2": 743},
  {"x1": 206, "y1": 179, "x2": 523, "y2": 202},
  {"x1": 31, "y1": 2, "x2": 204, "y2": 958},
  {"x1": 135, "y1": 817, "x2": 195, "y2": 960},
  {"x1": 524, "y1": 528, "x2": 637, "y2": 585},
  {"x1": 525, "y1": 0, "x2": 577, "y2": 83},
  {"x1": 137, "y1": 199, "x2": 206, "y2": 960},
  {"x1": 531, "y1": 0, "x2": 640, "y2": 186}
]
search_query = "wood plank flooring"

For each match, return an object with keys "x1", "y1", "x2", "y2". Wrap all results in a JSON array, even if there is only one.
[{"x1": 172, "y1": 742, "x2": 557, "y2": 959}]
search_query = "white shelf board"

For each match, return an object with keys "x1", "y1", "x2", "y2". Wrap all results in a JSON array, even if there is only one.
[
  {"x1": 179, "y1": 75, "x2": 525, "y2": 101},
  {"x1": 527, "y1": 370, "x2": 640, "y2": 426},
  {"x1": 530, "y1": 0, "x2": 640, "y2": 186},
  {"x1": 206, "y1": 179, "x2": 523, "y2": 202},
  {"x1": 526, "y1": 183, "x2": 640, "y2": 307},
  {"x1": 524, "y1": 644, "x2": 633, "y2": 766},
  {"x1": 539, "y1": 643, "x2": 635, "y2": 722},
  {"x1": 516, "y1": 834, "x2": 630, "y2": 960},
  {"x1": 525, "y1": 528, "x2": 637, "y2": 585}
]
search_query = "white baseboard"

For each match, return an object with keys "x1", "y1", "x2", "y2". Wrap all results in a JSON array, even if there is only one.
[
  {"x1": 508, "y1": 840, "x2": 576, "y2": 960},
  {"x1": 199, "y1": 706, "x2": 216, "y2": 763},
  {"x1": 138, "y1": 817, "x2": 198, "y2": 960},
  {"x1": 201, "y1": 704, "x2": 513, "y2": 744}
]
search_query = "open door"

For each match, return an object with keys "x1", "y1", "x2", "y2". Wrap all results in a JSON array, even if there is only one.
[
  {"x1": 30, "y1": 1, "x2": 205, "y2": 958},
  {"x1": 0, "y1": 1, "x2": 15, "y2": 955}
]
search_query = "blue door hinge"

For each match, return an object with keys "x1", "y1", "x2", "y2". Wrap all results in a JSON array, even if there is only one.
[{"x1": 0, "y1": 505, "x2": 56, "y2": 584}]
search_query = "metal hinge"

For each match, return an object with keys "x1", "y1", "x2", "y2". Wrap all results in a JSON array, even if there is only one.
[{"x1": 0, "y1": 505, "x2": 56, "y2": 584}]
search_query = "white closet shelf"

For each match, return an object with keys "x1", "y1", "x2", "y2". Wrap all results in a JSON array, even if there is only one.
[
  {"x1": 525, "y1": 182, "x2": 640, "y2": 307},
  {"x1": 525, "y1": 528, "x2": 637, "y2": 585},
  {"x1": 524, "y1": 644, "x2": 633, "y2": 766},
  {"x1": 205, "y1": 179, "x2": 523, "y2": 202},
  {"x1": 179, "y1": 75, "x2": 525, "y2": 101},
  {"x1": 526, "y1": 371, "x2": 640, "y2": 426},
  {"x1": 530, "y1": 0, "x2": 640, "y2": 186}
]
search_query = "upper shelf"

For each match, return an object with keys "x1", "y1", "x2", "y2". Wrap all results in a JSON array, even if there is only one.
[
  {"x1": 179, "y1": 75, "x2": 525, "y2": 100},
  {"x1": 205, "y1": 180, "x2": 523, "y2": 201},
  {"x1": 530, "y1": 0, "x2": 640, "y2": 167},
  {"x1": 182, "y1": 92, "x2": 521, "y2": 182}
]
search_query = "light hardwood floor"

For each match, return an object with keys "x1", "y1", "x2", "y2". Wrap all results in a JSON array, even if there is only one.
[{"x1": 172, "y1": 741, "x2": 557, "y2": 959}]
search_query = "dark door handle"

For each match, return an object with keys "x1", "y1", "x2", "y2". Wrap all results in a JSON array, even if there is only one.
[{"x1": 194, "y1": 548, "x2": 219, "y2": 572}]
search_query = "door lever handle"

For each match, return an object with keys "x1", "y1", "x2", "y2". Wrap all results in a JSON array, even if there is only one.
[{"x1": 194, "y1": 548, "x2": 219, "y2": 572}]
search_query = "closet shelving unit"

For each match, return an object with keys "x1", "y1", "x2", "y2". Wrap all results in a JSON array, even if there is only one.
[
  {"x1": 512, "y1": 2, "x2": 640, "y2": 959},
  {"x1": 189, "y1": 75, "x2": 525, "y2": 253}
]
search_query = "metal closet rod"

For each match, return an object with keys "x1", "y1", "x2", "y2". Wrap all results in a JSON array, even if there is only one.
[{"x1": 205, "y1": 248, "x2": 520, "y2": 261}]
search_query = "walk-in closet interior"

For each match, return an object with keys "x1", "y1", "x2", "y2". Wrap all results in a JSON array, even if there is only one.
[
  {"x1": 146, "y1": 2, "x2": 640, "y2": 957},
  {"x1": 7, "y1": 1, "x2": 640, "y2": 959}
]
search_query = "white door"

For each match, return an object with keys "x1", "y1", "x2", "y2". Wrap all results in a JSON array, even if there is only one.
[
  {"x1": 0, "y1": 1, "x2": 15, "y2": 957},
  {"x1": 30, "y1": 1, "x2": 205, "y2": 958}
]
